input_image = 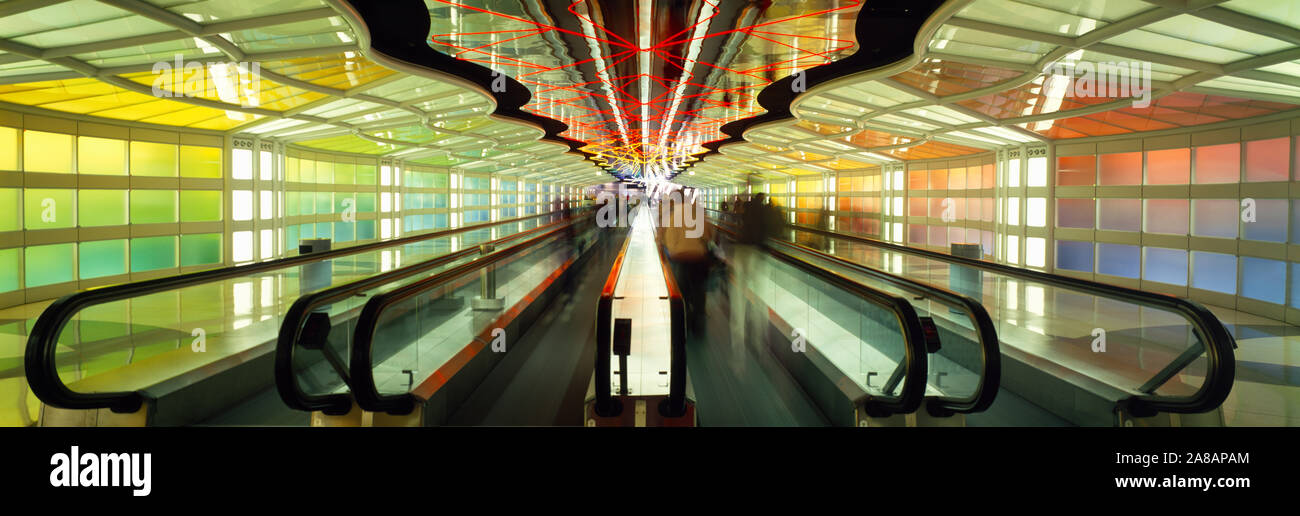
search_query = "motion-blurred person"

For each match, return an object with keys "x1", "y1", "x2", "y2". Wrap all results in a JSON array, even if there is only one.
[
  {"x1": 729, "y1": 193, "x2": 781, "y2": 358},
  {"x1": 662, "y1": 194, "x2": 711, "y2": 331}
]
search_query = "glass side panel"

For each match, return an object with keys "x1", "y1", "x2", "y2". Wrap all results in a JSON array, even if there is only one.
[{"x1": 347, "y1": 217, "x2": 590, "y2": 400}]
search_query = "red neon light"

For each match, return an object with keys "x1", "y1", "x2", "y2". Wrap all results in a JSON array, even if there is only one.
[{"x1": 427, "y1": 0, "x2": 862, "y2": 170}]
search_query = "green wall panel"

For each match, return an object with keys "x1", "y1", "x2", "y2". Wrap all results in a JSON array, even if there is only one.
[
  {"x1": 180, "y1": 190, "x2": 222, "y2": 222},
  {"x1": 335, "y1": 162, "x2": 355, "y2": 185},
  {"x1": 180, "y1": 233, "x2": 221, "y2": 266},
  {"x1": 25, "y1": 243, "x2": 74, "y2": 287},
  {"x1": 0, "y1": 188, "x2": 18, "y2": 231},
  {"x1": 315, "y1": 191, "x2": 332, "y2": 214},
  {"x1": 357, "y1": 164, "x2": 376, "y2": 185},
  {"x1": 130, "y1": 236, "x2": 176, "y2": 272},
  {"x1": 79, "y1": 239, "x2": 127, "y2": 279},
  {"x1": 0, "y1": 248, "x2": 18, "y2": 292},
  {"x1": 78, "y1": 189, "x2": 128, "y2": 227},
  {"x1": 357, "y1": 193, "x2": 376, "y2": 213},
  {"x1": 23, "y1": 189, "x2": 75, "y2": 230},
  {"x1": 316, "y1": 161, "x2": 333, "y2": 184},
  {"x1": 130, "y1": 190, "x2": 177, "y2": 224}
]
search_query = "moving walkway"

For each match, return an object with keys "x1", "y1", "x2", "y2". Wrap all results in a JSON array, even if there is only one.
[
  {"x1": 335, "y1": 210, "x2": 603, "y2": 425},
  {"x1": 24, "y1": 208, "x2": 584, "y2": 426},
  {"x1": 711, "y1": 207, "x2": 1236, "y2": 426},
  {"x1": 584, "y1": 205, "x2": 694, "y2": 426},
  {"x1": 707, "y1": 210, "x2": 998, "y2": 426}
]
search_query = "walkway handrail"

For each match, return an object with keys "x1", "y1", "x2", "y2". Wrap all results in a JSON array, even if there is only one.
[
  {"x1": 709, "y1": 216, "x2": 929, "y2": 417},
  {"x1": 26, "y1": 207, "x2": 570, "y2": 414},
  {"x1": 765, "y1": 211, "x2": 1236, "y2": 416},
  {"x1": 592, "y1": 222, "x2": 635, "y2": 417},
  {"x1": 275, "y1": 213, "x2": 589, "y2": 415},
  {"x1": 767, "y1": 237, "x2": 1000, "y2": 416},
  {"x1": 348, "y1": 221, "x2": 583, "y2": 414}
]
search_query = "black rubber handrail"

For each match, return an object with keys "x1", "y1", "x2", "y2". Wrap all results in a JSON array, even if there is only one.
[
  {"x1": 764, "y1": 235, "x2": 1000, "y2": 416},
  {"x1": 709, "y1": 218, "x2": 929, "y2": 417},
  {"x1": 25, "y1": 207, "x2": 573, "y2": 413},
  {"x1": 598, "y1": 206, "x2": 688, "y2": 418},
  {"x1": 275, "y1": 211, "x2": 591, "y2": 415},
  {"x1": 709, "y1": 209, "x2": 999, "y2": 415},
  {"x1": 349, "y1": 221, "x2": 583, "y2": 414},
  {"x1": 651, "y1": 232, "x2": 689, "y2": 418},
  {"x1": 592, "y1": 219, "x2": 635, "y2": 417},
  {"x1": 762, "y1": 212, "x2": 1236, "y2": 417}
]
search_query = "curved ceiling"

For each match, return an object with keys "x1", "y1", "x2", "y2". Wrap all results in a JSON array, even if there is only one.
[
  {"x1": 2, "y1": 0, "x2": 1300, "y2": 191},
  {"x1": 0, "y1": 0, "x2": 606, "y2": 186},
  {"x1": 680, "y1": 0, "x2": 1300, "y2": 188},
  {"x1": 422, "y1": 0, "x2": 863, "y2": 181}
]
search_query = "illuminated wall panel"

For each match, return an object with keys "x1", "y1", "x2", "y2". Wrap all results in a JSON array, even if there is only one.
[
  {"x1": 1056, "y1": 155, "x2": 1095, "y2": 186},
  {"x1": 77, "y1": 137, "x2": 126, "y2": 175},
  {"x1": 0, "y1": 188, "x2": 19, "y2": 231},
  {"x1": 1143, "y1": 247, "x2": 1187, "y2": 286},
  {"x1": 180, "y1": 234, "x2": 222, "y2": 267},
  {"x1": 1191, "y1": 199, "x2": 1238, "y2": 239},
  {"x1": 24, "y1": 131, "x2": 72, "y2": 173},
  {"x1": 180, "y1": 146, "x2": 222, "y2": 179},
  {"x1": 1241, "y1": 257, "x2": 1285, "y2": 304},
  {"x1": 25, "y1": 243, "x2": 74, "y2": 287},
  {"x1": 1245, "y1": 137, "x2": 1288, "y2": 182},
  {"x1": 1056, "y1": 240, "x2": 1092, "y2": 272},
  {"x1": 1191, "y1": 251, "x2": 1236, "y2": 294},
  {"x1": 130, "y1": 190, "x2": 177, "y2": 224},
  {"x1": 1146, "y1": 148, "x2": 1189, "y2": 185},
  {"x1": 180, "y1": 191, "x2": 222, "y2": 222},
  {"x1": 1098, "y1": 152, "x2": 1141, "y2": 185},
  {"x1": 0, "y1": 127, "x2": 17, "y2": 170},
  {"x1": 130, "y1": 236, "x2": 176, "y2": 272},
  {"x1": 1242, "y1": 198, "x2": 1286, "y2": 242},
  {"x1": 1056, "y1": 198, "x2": 1094, "y2": 229},
  {"x1": 0, "y1": 248, "x2": 17, "y2": 292},
  {"x1": 23, "y1": 189, "x2": 75, "y2": 230},
  {"x1": 1143, "y1": 199, "x2": 1188, "y2": 235},
  {"x1": 78, "y1": 239, "x2": 127, "y2": 279},
  {"x1": 130, "y1": 141, "x2": 177, "y2": 177},
  {"x1": 1097, "y1": 197, "x2": 1138, "y2": 230},
  {"x1": 1193, "y1": 143, "x2": 1240, "y2": 184}
]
